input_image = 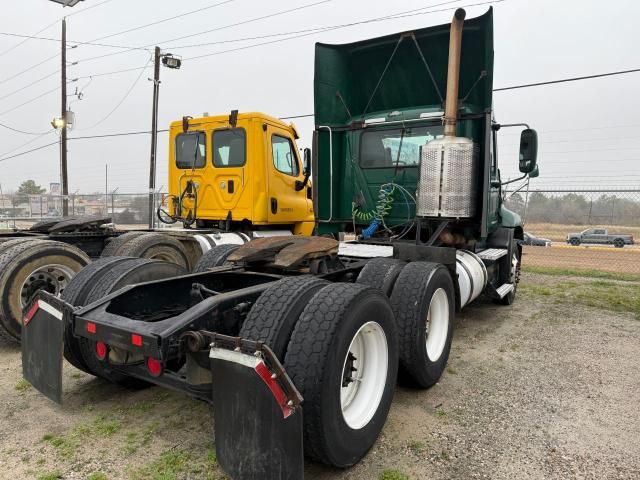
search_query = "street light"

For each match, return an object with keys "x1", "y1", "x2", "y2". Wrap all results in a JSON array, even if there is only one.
[
  {"x1": 148, "y1": 49, "x2": 182, "y2": 228},
  {"x1": 48, "y1": 0, "x2": 84, "y2": 6}
]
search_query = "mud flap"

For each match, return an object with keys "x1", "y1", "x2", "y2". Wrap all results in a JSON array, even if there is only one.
[
  {"x1": 210, "y1": 346, "x2": 304, "y2": 480},
  {"x1": 21, "y1": 293, "x2": 68, "y2": 404}
]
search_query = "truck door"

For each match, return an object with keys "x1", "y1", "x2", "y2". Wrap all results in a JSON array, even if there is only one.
[
  {"x1": 209, "y1": 128, "x2": 249, "y2": 218},
  {"x1": 592, "y1": 228, "x2": 607, "y2": 244},
  {"x1": 266, "y1": 127, "x2": 310, "y2": 224}
]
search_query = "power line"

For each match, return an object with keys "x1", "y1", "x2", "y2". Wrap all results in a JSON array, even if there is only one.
[
  {"x1": 76, "y1": 55, "x2": 152, "y2": 130},
  {"x1": 150, "y1": 0, "x2": 334, "y2": 48},
  {"x1": 0, "y1": 69, "x2": 60, "y2": 102},
  {"x1": 0, "y1": 84, "x2": 66, "y2": 117},
  {"x1": 494, "y1": 68, "x2": 640, "y2": 91},
  {"x1": 0, "y1": 141, "x2": 59, "y2": 163},
  {"x1": 0, "y1": 53, "x2": 59, "y2": 86},
  {"x1": 0, "y1": 130, "x2": 55, "y2": 157},
  {"x1": 88, "y1": 0, "x2": 235, "y2": 43},
  {"x1": 0, "y1": 31, "x2": 145, "y2": 51},
  {"x1": 0, "y1": 121, "x2": 52, "y2": 136},
  {"x1": 167, "y1": 0, "x2": 468, "y2": 50}
]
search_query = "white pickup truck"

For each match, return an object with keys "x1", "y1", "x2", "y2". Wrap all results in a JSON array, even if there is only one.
[{"x1": 566, "y1": 228, "x2": 634, "y2": 248}]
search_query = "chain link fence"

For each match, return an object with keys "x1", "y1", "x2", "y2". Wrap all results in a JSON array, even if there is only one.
[
  {"x1": 0, "y1": 193, "x2": 165, "y2": 230},
  {"x1": 2, "y1": 188, "x2": 638, "y2": 276},
  {"x1": 504, "y1": 188, "x2": 640, "y2": 276}
]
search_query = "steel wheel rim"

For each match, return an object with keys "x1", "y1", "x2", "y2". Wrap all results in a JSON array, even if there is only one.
[
  {"x1": 19, "y1": 264, "x2": 75, "y2": 308},
  {"x1": 340, "y1": 321, "x2": 388, "y2": 430},
  {"x1": 425, "y1": 288, "x2": 449, "y2": 361}
]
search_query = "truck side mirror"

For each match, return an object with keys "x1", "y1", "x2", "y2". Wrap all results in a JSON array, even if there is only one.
[
  {"x1": 303, "y1": 148, "x2": 311, "y2": 176},
  {"x1": 518, "y1": 128, "x2": 538, "y2": 174},
  {"x1": 296, "y1": 148, "x2": 312, "y2": 191}
]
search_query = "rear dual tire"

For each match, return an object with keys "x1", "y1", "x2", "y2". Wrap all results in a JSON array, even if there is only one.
[
  {"x1": 62, "y1": 257, "x2": 186, "y2": 383},
  {"x1": 284, "y1": 284, "x2": 398, "y2": 467},
  {"x1": 0, "y1": 240, "x2": 89, "y2": 341},
  {"x1": 390, "y1": 262, "x2": 455, "y2": 388}
]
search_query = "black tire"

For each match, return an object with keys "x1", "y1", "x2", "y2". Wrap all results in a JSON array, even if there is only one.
[
  {"x1": 100, "y1": 231, "x2": 146, "y2": 257},
  {"x1": 284, "y1": 283, "x2": 398, "y2": 467},
  {"x1": 115, "y1": 232, "x2": 190, "y2": 270},
  {"x1": 193, "y1": 244, "x2": 240, "y2": 272},
  {"x1": 0, "y1": 238, "x2": 42, "y2": 255},
  {"x1": 239, "y1": 276, "x2": 328, "y2": 361},
  {"x1": 614, "y1": 238, "x2": 625, "y2": 248},
  {"x1": 48, "y1": 216, "x2": 112, "y2": 233},
  {"x1": 356, "y1": 258, "x2": 406, "y2": 297},
  {"x1": 61, "y1": 257, "x2": 140, "y2": 374},
  {"x1": 76, "y1": 258, "x2": 186, "y2": 384},
  {"x1": 390, "y1": 262, "x2": 455, "y2": 388},
  {"x1": 29, "y1": 217, "x2": 75, "y2": 233},
  {"x1": 0, "y1": 240, "x2": 89, "y2": 341},
  {"x1": 569, "y1": 238, "x2": 580, "y2": 246}
]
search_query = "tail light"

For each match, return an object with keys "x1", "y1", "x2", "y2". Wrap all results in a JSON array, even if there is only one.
[
  {"x1": 95, "y1": 341, "x2": 107, "y2": 360},
  {"x1": 146, "y1": 357, "x2": 162, "y2": 377}
]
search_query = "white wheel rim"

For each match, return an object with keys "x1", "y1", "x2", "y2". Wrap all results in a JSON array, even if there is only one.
[
  {"x1": 340, "y1": 321, "x2": 388, "y2": 430},
  {"x1": 425, "y1": 288, "x2": 449, "y2": 362}
]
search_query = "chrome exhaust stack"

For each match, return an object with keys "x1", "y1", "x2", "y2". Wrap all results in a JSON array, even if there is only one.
[{"x1": 417, "y1": 8, "x2": 480, "y2": 219}]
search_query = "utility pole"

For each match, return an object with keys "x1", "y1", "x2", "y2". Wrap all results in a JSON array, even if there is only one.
[
  {"x1": 60, "y1": 18, "x2": 69, "y2": 216},
  {"x1": 148, "y1": 46, "x2": 161, "y2": 229}
]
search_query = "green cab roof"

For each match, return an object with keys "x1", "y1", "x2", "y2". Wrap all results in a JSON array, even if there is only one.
[{"x1": 314, "y1": 8, "x2": 494, "y2": 126}]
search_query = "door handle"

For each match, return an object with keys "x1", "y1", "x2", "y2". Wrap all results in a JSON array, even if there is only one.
[
  {"x1": 228, "y1": 180, "x2": 234, "y2": 194},
  {"x1": 270, "y1": 198, "x2": 278, "y2": 214}
]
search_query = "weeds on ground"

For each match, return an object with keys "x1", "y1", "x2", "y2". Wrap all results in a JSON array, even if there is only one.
[
  {"x1": 522, "y1": 265, "x2": 640, "y2": 282},
  {"x1": 128, "y1": 447, "x2": 219, "y2": 480},
  {"x1": 36, "y1": 471, "x2": 62, "y2": 480},
  {"x1": 379, "y1": 470, "x2": 410, "y2": 480},
  {"x1": 14, "y1": 378, "x2": 32, "y2": 392},
  {"x1": 87, "y1": 473, "x2": 108, "y2": 480},
  {"x1": 521, "y1": 277, "x2": 640, "y2": 319},
  {"x1": 407, "y1": 440, "x2": 427, "y2": 454}
]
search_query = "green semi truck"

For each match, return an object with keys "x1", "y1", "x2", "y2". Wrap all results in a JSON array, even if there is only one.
[{"x1": 21, "y1": 8, "x2": 538, "y2": 479}]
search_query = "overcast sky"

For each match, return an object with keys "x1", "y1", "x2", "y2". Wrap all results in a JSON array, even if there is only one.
[{"x1": 0, "y1": 0, "x2": 639, "y2": 194}]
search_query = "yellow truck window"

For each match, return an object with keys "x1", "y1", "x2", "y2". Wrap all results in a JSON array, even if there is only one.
[
  {"x1": 213, "y1": 128, "x2": 246, "y2": 167},
  {"x1": 175, "y1": 132, "x2": 206, "y2": 169},
  {"x1": 272, "y1": 135, "x2": 299, "y2": 176}
]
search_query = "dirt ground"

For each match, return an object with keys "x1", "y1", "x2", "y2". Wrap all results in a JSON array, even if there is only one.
[{"x1": 1, "y1": 272, "x2": 639, "y2": 480}]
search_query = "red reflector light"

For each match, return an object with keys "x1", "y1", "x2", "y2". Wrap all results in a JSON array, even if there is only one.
[
  {"x1": 95, "y1": 341, "x2": 107, "y2": 360},
  {"x1": 131, "y1": 334, "x2": 143, "y2": 346},
  {"x1": 86, "y1": 322, "x2": 96, "y2": 334},
  {"x1": 146, "y1": 357, "x2": 162, "y2": 377},
  {"x1": 23, "y1": 301, "x2": 40, "y2": 326}
]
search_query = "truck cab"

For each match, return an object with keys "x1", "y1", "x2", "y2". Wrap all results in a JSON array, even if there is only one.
[{"x1": 165, "y1": 112, "x2": 314, "y2": 235}]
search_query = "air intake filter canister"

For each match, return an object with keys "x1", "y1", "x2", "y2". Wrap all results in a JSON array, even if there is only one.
[{"x1": 416, "y1": 136, "x2": 479, "y2": 218}]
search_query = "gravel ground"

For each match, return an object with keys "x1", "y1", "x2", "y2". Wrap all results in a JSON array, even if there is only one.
[{"x1": 0, "y1": 272, "x2": 638, "y2": 480}]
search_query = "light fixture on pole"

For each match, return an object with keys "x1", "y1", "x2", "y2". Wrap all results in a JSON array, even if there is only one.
[
  {"x1": 148, "y1": 49, "x2": 183, "y2": 229},
  {"x1": 48, "y1": 0, "x2": 84, "y2": 6}
]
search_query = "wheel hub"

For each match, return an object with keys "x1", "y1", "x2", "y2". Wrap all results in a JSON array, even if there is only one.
[{"x1": 20, "y1": 264, "x2": 75, "y2": 308}]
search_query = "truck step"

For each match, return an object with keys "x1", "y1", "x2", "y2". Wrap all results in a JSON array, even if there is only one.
[
  {"x1": 476, "y1": 248, "x2": 508, "y2": 261},
  {"x1": 495, "y1": 283, "x2": 514, "y2": 299}
]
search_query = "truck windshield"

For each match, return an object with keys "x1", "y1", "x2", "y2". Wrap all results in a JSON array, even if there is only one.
[
  {"x1": 176, "y1": 132, "x2": 206, "y2": 169},
  {"x1": 360, "y1": 126, "x2": 444, "y2": 168}
]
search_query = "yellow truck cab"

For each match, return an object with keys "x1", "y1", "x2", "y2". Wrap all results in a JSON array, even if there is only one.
[{"x1": 166, "y1": 112, "x2": 314, "y2": 235}]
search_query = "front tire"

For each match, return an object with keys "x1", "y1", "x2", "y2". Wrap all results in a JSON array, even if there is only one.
[
  {"x1": 284, "y1": 284, "x2": 398, "y2": 467},
  {"x1": 570, "y1": 238, "x2": 580, "y2": 246}
]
